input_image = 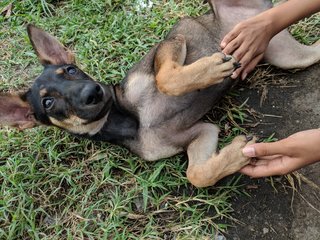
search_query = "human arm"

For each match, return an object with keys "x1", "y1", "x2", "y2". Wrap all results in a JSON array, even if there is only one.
[
  {"x1": 221, "y1": 0, "x2": 320, "y2": 80},
  {"x1": 239, "y1": 129, "x2": 320, "y2": 178}
]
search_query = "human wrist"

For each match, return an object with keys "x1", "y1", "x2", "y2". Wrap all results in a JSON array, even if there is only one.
[
  {"x1": 265, "y1": 0, "x2": 320, "y2": 36},
  {"x1": 255, "y1": 11, "x2": 277, "y2": 40},
  {"x1": 260, "y1": 8, "x2": 286, "y2": 37}
]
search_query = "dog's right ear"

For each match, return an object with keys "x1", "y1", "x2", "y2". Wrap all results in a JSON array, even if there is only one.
[
  {"x1": 0, "y1": 93, "x2": 37, "y2": 130},
  {"x1": 27, "y1": 24, "x2": 75, "y2": 65}
]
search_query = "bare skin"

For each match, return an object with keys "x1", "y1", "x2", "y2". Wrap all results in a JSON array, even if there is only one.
[
  {"x1": 220, "y1": 0, "x2": 320, "y2": 80},
  {"x1": 240, "y1": 129, "x2": 320, "y2": 178}
]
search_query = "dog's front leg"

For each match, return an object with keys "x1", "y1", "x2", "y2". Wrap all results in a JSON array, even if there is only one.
[
  {"x1": 154, "y1": 34, "x2": 239, "y2": 96},
  {"x1": 185, "y1": 123, "x2": 255, "y2": 187}
]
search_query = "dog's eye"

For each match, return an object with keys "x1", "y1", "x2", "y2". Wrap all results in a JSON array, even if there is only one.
[
  {"x1": 42, "y1": 97, "x2": 55, "y2": 110},
  {"x1": 66, "y1": 66, "x2": 77, "y2": 75}
]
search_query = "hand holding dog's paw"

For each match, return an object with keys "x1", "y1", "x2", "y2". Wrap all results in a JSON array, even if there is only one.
[
  {"x1": 208, "y1": 52, "x2": 240, "y2": 84},
  {"x1": 216, "y1": 135, "x2": 257, "y2": 179},
  {"x1": 240, "y1": 129, "x2": 320, "y2": 178}
]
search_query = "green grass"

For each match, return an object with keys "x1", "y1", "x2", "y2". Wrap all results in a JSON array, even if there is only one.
[
  {"x1": 0, "y1": 1, "x2": 247, "y2": 239},
  {"x1": 0, "y1": 1, "x2": 318, "y2": 239}
]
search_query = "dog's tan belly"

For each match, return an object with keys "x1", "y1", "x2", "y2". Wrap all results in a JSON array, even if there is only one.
[{"x1": 132, "y1": 128, "x2": 183, "y2": 161}]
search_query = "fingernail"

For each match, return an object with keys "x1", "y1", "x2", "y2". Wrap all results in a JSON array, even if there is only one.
[
  {"x1": 242, "y1": 146, "x2": 256, "y2": 157},
  {"x1": 221, "y1": 42, "x2": 226, "y2": 48},
  {"x1": 231, "y1": 72, "x2": 238, "y2": 79},
  {"x1": 242, "y1": 72, "x2": 247, "y2": 80}
]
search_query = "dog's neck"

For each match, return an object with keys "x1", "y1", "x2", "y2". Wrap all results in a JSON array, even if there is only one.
[{"x1": 79, "y1": 84, "x2": 139, "y2": 144}]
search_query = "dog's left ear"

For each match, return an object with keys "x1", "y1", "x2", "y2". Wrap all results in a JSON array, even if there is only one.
[
  {"x1": 0, "y1": 94, "x2": 37, "y2": 130},
  {"x1": 27, "y1": 24, "x2": 75, "y2": 65}
]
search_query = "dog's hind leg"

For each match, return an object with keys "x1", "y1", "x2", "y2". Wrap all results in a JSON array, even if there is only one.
[
  {"x1": 184, "y1": 123, "x2": 255, "y2": 187},
  {"x1": 154, "y1": 35, "x2": 238, "y2": 96},
  {"x1": 265, "y1": 30, "x2": 320, "y2": 69}
]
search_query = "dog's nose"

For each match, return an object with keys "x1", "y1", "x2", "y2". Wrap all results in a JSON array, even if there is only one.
[{"x1": 81, "y1": 83, "x2": 103, "y2": 105}]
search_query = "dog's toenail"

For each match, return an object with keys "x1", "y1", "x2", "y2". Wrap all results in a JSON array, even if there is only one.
[
  {"x1": 246, "y1": 135, "x2": 253, "y2": 141},
  {"x1": 222, "y1": 56, "x2": 232, "y2": 62},
  {"x1": 250, "y1": 158, "x2": 258, "y2": 164},
  {"x1": 233, "y1": 62, "x2": 241, "y2": 69}
]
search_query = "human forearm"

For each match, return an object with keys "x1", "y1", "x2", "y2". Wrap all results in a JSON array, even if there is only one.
[{"x1": 262, "y1": 0, "x2": 320, "y2": 36}]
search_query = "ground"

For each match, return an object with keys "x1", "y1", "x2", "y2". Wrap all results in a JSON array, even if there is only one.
[{"x1": 227, "y1": 63, "x2": 320, "y2": 240}]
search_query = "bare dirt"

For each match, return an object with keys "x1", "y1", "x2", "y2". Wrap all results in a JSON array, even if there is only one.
[{"x1": 226, "y1": 63, "x2": 320, "y2": 240}]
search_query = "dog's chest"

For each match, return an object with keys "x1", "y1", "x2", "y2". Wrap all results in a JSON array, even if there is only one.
[{"x1": 124, "y1": 71, "x2": 173, "y2": 127}]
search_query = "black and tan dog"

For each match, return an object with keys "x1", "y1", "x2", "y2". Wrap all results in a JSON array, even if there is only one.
[{"x1": 1, "y1": 0, "x2": 319, "y2": 187}]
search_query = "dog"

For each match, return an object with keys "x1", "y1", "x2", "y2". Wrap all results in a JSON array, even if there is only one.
[{"x1": 1, "y1": 0, "x2": 319, "y2": 187}]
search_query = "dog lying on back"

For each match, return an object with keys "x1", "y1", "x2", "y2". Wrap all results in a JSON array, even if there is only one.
[{"x1": 1, "y1": 0, "x2": 319, "y2": 187}]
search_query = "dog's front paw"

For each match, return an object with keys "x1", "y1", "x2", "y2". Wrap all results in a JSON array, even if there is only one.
[{"x1": 209, "y1": 52, "x2": 239, "y2": 83}]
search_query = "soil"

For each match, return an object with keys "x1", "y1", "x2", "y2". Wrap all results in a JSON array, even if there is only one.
[{"x1": 226, "y1": 63, "x2": 320, "y2": 240}]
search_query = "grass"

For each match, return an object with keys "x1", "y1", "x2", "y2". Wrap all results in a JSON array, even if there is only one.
[
  {"x1": 0, "y1": 1, "x2": 248, "y2": 239},
  {"x1": 0, "y1": 0, "x2": 318, "y2": 239}
]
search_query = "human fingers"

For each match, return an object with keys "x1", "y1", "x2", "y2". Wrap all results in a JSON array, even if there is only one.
[
  {"x1": 231, "y1": 39, "x2": 253, "y2": 62},
  {"x1": 239, "y1": 156, "x2": 287, "y2": 178},
  {"x1": 221, "y1": 37, "x2": 241, "y2": 56},
  {"x1": 253, "y1": 154, "x2": 282, "y2": 161},
  {"x1": 231, "y1": 49, "x2": 251, "y2": 78},
  {"x1": 220, "y1": 28, "x2": 240, "y2": 49},
  {"x1": 241, "y1": 53, "x2": 264, "y2": 80},
  {"x1": 239, "y1": 164, "x2": 273, "y2": 178},
  {"x1": 242, "y1": 141, "x2": 286, "y2": 158},
  {"x1": 230, "y1": 48, "x2": 257, "y2": 79}
]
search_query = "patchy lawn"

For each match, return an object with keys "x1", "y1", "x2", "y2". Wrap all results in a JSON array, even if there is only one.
[{"x1": 0, "y1": 1, "x2": 251, "y2": 239}]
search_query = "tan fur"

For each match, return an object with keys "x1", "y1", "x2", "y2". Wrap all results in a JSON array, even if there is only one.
[
  {"x1": 155, "y1": 37, "x2": 237, "y2": 96},
  {"x1": 187, "y1": 135, "x2": 256, "y2": 187},
  {"x1": 39, "y1": 88, "x2": 48, "y2": 97},
  {"x1": 154, "y1": 34, "x2": 187, "y2": 73},
  {"x1": 55, "y1": 68, "x2": 64, "y2": 75},
  {"x1": 124, "y1": 72, "x2": 154, "y2": 106},
  {"x1": 49, "y1": 113, "x2": 109, "y2": 135},
  {"x1": 137, "y1": 129, "x2": 183, "y2": 161}
]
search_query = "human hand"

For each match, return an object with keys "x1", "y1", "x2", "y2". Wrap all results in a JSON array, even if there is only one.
[
  {"x1": 239, "y1": 129, "x2": 320, "y2": 178},
  {"x1": 220, "y1": 13, "x2": 274, "y2": 80}
]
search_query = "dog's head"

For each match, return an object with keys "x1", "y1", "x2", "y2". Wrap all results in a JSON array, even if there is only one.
[{"x1": 0, "y1": 25, "x2": 113, "y2": 135}]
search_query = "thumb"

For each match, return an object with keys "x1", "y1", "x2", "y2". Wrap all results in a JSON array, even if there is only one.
[{"x1": 242, "y1": 141, "x2": 285, "y2": 158}]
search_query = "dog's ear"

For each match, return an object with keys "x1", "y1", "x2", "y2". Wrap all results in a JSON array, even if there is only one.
[
  {"x1": 27, "y1": 24, "x2": 75, "y2": 65},
  {"x1": 0, "y1": 94, "x2": 37, "y2": 130}
]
